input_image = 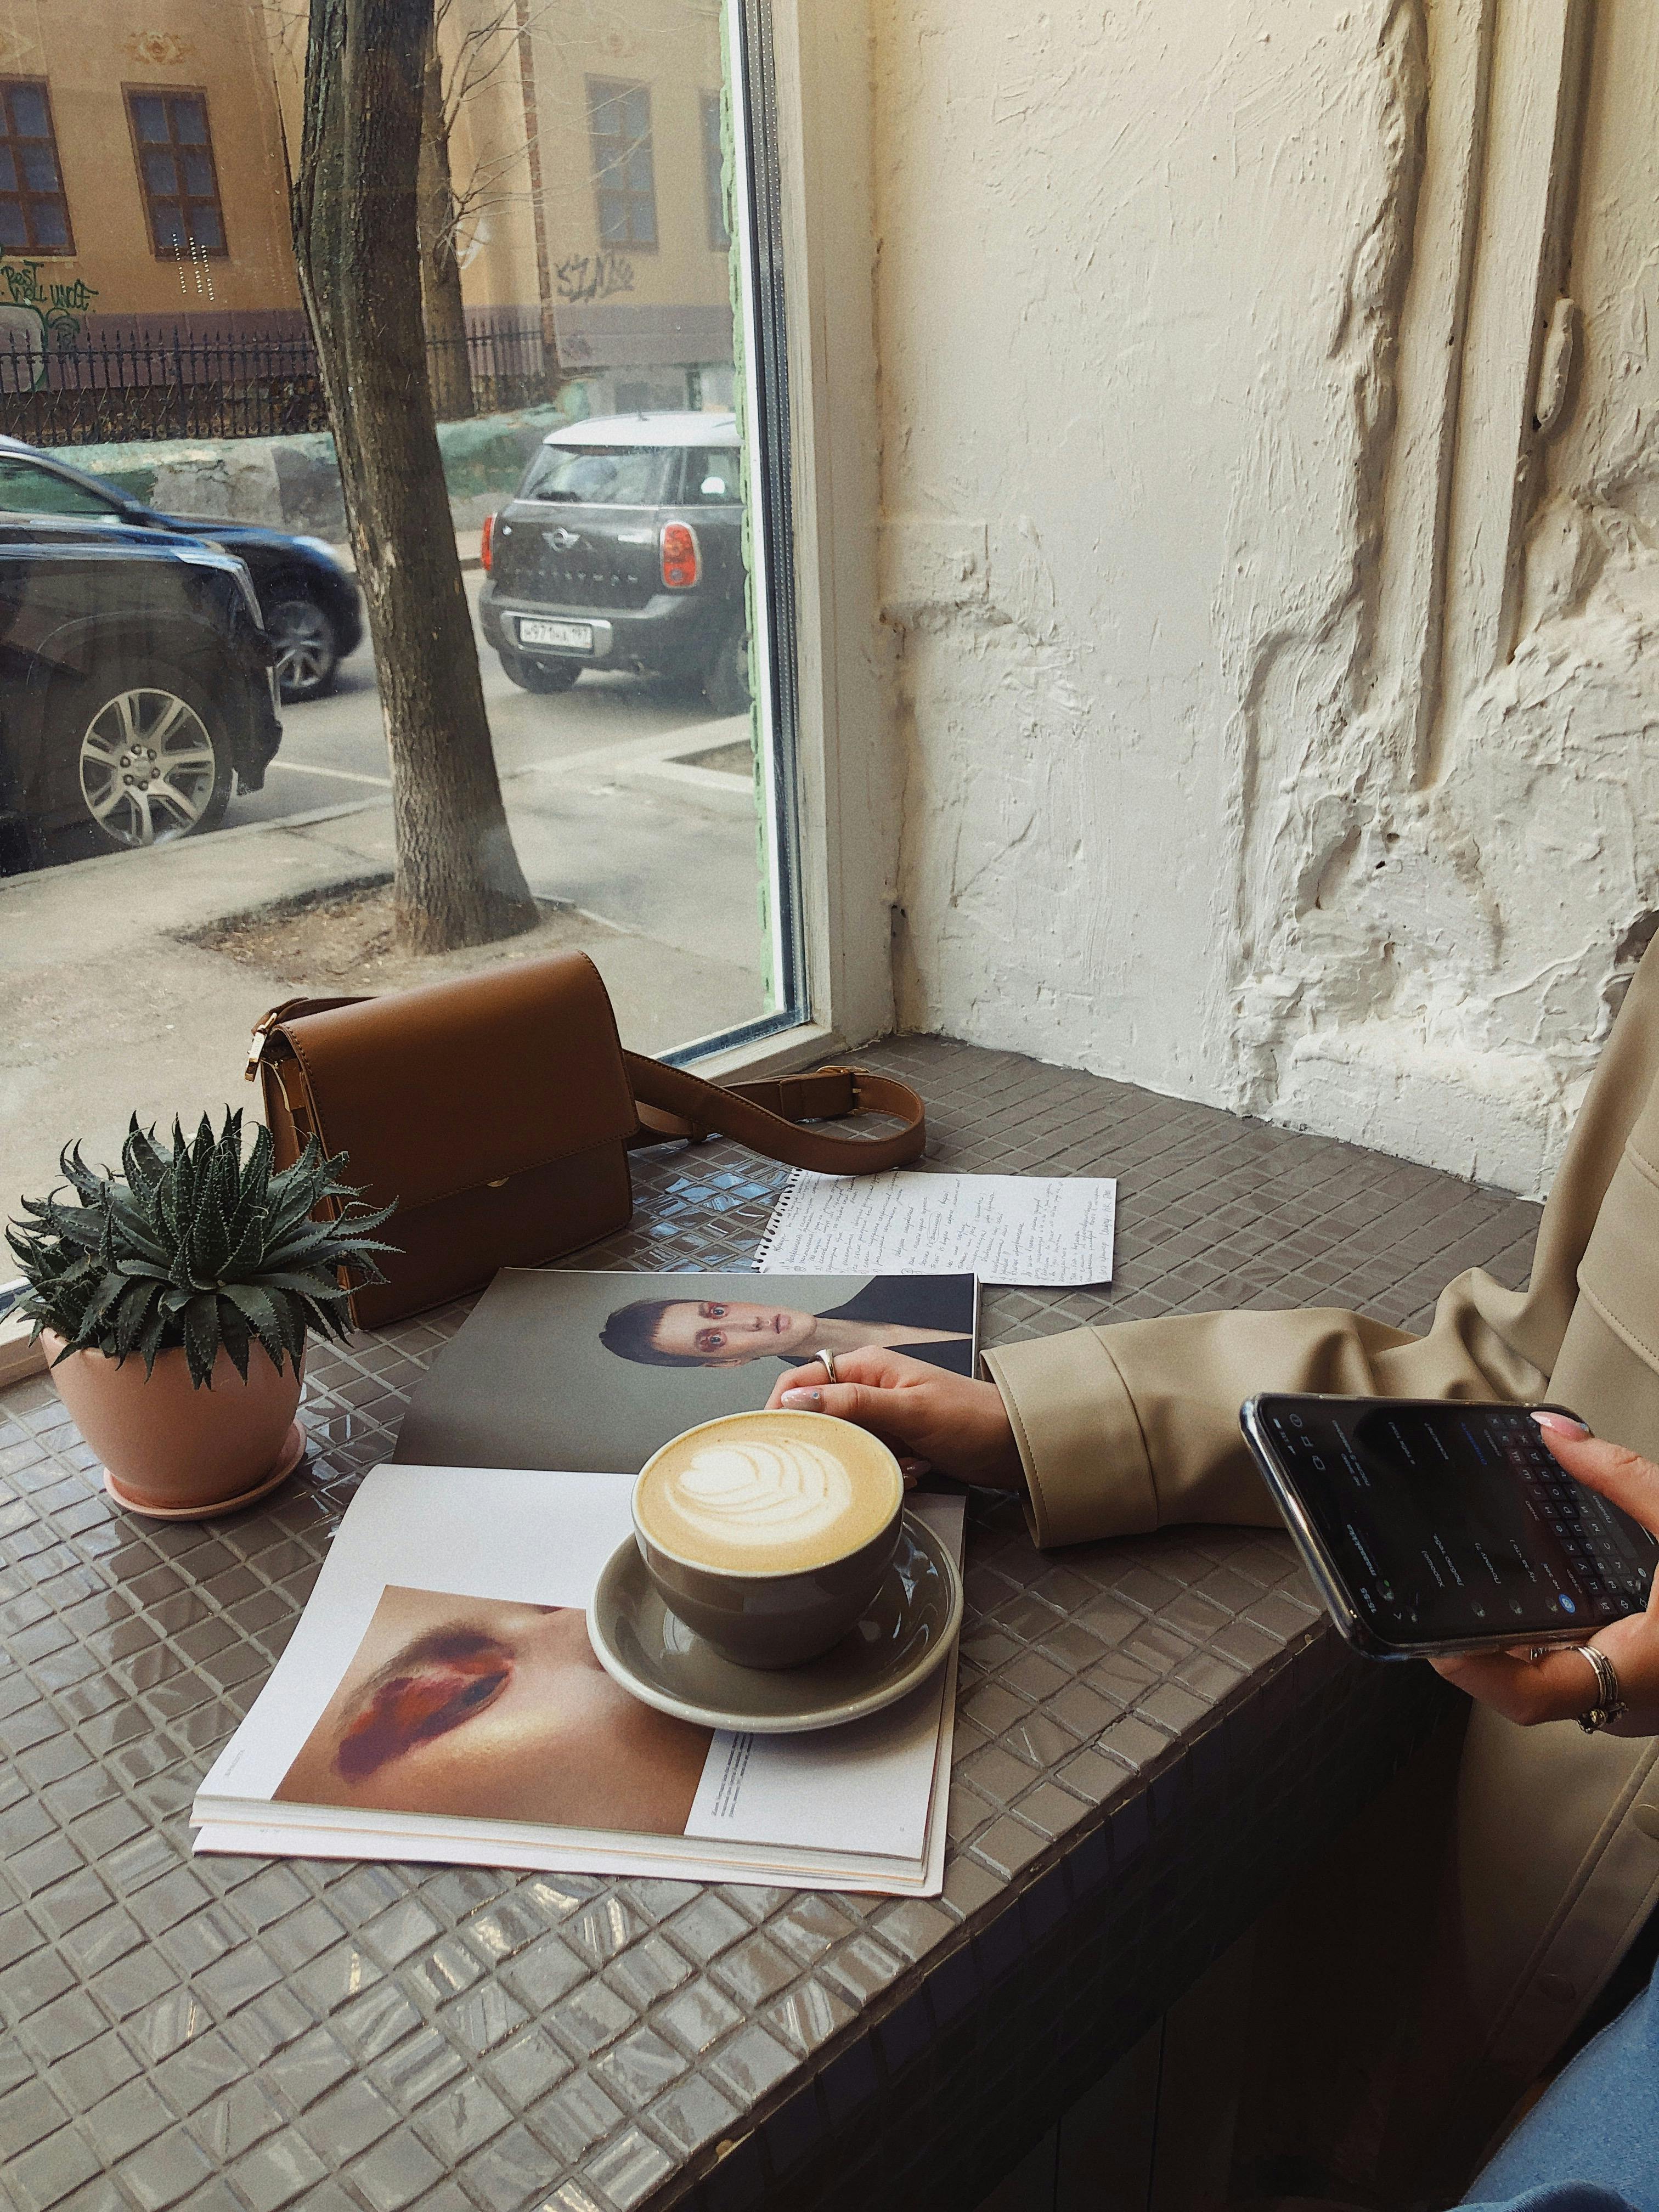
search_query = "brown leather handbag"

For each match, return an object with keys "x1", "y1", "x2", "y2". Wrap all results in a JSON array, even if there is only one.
[{"x1": 245, "y1": 951, "x2": 926, "y2": 1329}]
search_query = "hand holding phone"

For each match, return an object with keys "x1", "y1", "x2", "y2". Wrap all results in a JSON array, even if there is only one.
[
  {"x1": 1239, "y1": 1394, "x2": 1659, "y2": 1660},
  {"x1": 1430, "y1": 1417, "x2": 1659, "y2": 1730}
]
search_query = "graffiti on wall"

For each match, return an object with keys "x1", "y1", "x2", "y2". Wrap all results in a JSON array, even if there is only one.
[
  {"x1": 555, "y1": 252, "x2": 635, "y2": 306},
  {"x1": 0, "y1": 259, "x2": 99, "y2": 391}
]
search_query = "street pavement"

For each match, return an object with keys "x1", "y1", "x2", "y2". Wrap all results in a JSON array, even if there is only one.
[
  {"x1": 2, "y1": 572, "x2": 772, "y2": 1215},
  {"x1": 226, "y1": 568, "x2": 733, "y2": 833}
]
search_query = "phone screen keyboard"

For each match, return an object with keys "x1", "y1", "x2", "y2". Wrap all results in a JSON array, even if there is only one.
[{"x1": 1261, "y1": 1400, "x2": 1657, "y2": 1640}]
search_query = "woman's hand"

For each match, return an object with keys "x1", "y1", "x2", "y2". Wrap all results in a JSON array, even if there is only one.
[
  {"x1": 765, "y1": 1348, "x2": 1025, "y2": 1491},
  {"x1": 1431, "y1": 1413, "x2": 1659, "y2": 1731}
]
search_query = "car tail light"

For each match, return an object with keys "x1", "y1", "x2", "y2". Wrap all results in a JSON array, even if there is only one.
[
  {"x1": 481, "y1": 513, "x2": 495, "y2": 573},
  {"x1": 660, "y1": 521, "x2": 699, "y2": 589}
]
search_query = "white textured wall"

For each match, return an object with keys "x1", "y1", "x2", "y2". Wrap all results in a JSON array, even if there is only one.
[{"x1": 876, "y1": 0, "x2": 1659, "y2": 1199}]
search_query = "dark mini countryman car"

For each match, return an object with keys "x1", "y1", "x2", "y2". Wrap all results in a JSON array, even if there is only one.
[
  {"x1": 478, "y1": 411, "x2": 751, "y2": 713},
  {"x1": 0, "y1": 518, "x2": 281, "y2": 866}
]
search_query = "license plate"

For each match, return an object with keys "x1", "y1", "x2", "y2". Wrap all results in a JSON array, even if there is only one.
[{"x1": 518, "y1": 617, "x2": 593, "y2": 651}]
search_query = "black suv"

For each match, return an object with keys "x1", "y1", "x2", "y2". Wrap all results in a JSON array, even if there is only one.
[
  {"x1": 0, "y1": 518, "x2": 281, "y2": 866},
  {"x1": 478, "y1": 411, "x2": 749, "y2": 713},
  {"x1": 0, "y1": 438, "x2": 363, "y2": 703}
]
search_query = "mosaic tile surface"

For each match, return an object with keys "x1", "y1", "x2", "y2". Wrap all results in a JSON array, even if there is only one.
[{"x1": 0, "y1": 1037, "x2": 1542, "y2": 2212}]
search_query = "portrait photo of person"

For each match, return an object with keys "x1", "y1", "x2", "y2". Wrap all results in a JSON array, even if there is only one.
[
  {"x1": 276, "y1": 1585, "x2": 713, "y2": 1836},
  {"x1": 599, "y1": 1275, "x2": 976, "y2": 1374},
  {"x1": 391, "y1": 1267, "x2": 979, "y2": 1477}
]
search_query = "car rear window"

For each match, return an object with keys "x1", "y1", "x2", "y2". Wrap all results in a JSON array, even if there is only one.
[
  {"x1": 684, "y1": 448, "x2": 740, "y2": 503},
  {"x1": 517, "y1": 443, "x2": 672, "y2": 505}
]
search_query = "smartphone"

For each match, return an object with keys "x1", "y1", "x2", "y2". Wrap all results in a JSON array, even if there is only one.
[{"x1": 1239, "y1": 1393, "x2": 1659, "y2": 1658}]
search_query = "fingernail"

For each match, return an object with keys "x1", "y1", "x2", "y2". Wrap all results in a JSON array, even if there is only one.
[
  {"x1": 1532, "y1": 1410, "x2": 1590, "y2": 1437},
  {"x1": 781, "y1": 1389, "x2": 822, "y2": 1409}
]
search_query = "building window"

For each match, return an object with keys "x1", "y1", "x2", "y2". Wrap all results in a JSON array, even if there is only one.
[
  {"x1": 587, "y1": 79, "x2": 656, "y2": 250},
  {"x1": 0, "y1": 80, "x2": 73, "y2": 255},
  {"x1": 701, "y1": 90, "x2": 729, "y2": 251},
  {"x1": 126, "y1": 88, "x2": 227, "y2": 258}
]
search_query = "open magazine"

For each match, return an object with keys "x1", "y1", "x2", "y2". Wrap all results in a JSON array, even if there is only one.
[
  {"x1": 392, "y1": 1268, "x2": 979, "y2": 1474},
  {"x1": 193, "y1": 1464, "x2": 962, "y2": 1897}
]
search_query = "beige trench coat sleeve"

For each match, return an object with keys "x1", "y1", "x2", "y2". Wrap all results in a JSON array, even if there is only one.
[
  {"x1": 984, "y1": 937, "x2": 1659, "y2": 1550},
  {"x1": 984, "y1": 938, "x2": 1659, "y2": 2157}
]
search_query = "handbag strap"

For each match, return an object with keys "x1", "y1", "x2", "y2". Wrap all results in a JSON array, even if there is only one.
[
  {"x1": 625, "y1": 1053, "x2": 925, "y2": 1173},
  {"x1": 248, "y1": 996, "x2": 924, "y2": 1175}
]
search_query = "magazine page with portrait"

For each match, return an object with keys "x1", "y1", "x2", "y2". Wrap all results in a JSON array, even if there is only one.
[
  {"x1": 393, "y1": 1269, "x2": 978, "y2": 1475},
  {"x1": 193, "y1": 1464, "x2": 960, "y2": 1895}
]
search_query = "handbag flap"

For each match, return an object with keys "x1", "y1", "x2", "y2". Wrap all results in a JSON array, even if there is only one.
[{"x1": 270, "y1": 951, "x2": 637, "y2": 1214}]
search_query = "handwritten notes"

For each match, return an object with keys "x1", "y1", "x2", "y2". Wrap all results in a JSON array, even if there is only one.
[{"x1": 756, "y1": 1171, "x2": 1116, "y2": 1288}]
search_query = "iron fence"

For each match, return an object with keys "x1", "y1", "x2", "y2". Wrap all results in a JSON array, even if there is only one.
[{"x1": 0, "y1": 315, "x2": 554, "y2": 447}]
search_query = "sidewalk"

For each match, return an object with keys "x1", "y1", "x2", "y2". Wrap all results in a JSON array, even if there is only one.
[{"x1": 1, "y1": 716, "x2": 767, "y2": 1212}]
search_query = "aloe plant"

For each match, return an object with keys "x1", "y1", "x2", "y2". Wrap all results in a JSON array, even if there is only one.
[{"x1": 6, "y1": 1112, "x2": 397, "y2": 1387}]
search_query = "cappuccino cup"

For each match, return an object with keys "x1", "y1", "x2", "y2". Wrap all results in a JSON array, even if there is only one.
[{"x1": 632, "y1": 1409, "x2": 904, "y2": 1668}]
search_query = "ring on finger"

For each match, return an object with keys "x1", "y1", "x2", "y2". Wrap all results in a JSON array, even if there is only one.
[{"x1": 815, "y1": 1347, "x2": 838, "y2": 1384}]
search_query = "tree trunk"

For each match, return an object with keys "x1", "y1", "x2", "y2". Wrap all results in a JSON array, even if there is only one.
[
  {"x1": 418, "y1": 26, "x2": 475, "y2": 421},
  {"x1": 292, "y1": 0, "x2": 537, "y2": 956}
]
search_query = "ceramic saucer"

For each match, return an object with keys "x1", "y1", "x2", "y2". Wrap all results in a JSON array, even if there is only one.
[
  {"x1": 588, "y1": 1511, "x2": 963, "y2": 1733},
  {"x1": 104, "y1": 1419, "x2": 308, "y2": 1521}
]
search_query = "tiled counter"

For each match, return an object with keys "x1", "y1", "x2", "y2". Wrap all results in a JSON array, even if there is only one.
[{"x1": 0, "y1": 1037, "x2": 1541, "y2": 2212}]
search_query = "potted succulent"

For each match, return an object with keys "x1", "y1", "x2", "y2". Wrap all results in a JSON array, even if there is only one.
[{"x1": 7, "y1": 1111, "x2": 396, "y2": 1520}]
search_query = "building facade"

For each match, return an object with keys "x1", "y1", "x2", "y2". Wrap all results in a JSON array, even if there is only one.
[
  {"x1": 0, "y1": 0, "x2": 737, "y2": 410},
  {"x1": 0, "y1": 0, "x2": 298, "y2": 351}
]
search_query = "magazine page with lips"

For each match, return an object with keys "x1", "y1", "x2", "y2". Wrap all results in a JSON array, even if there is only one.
[
  {"x1": 274, "y1": 1585, "x2": 712, "y2": 1835},
  {"x1": 194, "y1": 1466, "x2": 963, "y2": 1894}
]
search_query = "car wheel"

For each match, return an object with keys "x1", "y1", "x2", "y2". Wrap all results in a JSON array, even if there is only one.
[
  {"x1": 49, "y1": 664, "x2": 233, "y2": 853},
  {"x1": 703, "y1": 622, "x2": 751, "y2": 716},
  {"x1": 267, "y1": 592, "x2": 339, "y2": 702},
  {"x1": 498, "y1": 645, "x2": 581, "y2": 694}
]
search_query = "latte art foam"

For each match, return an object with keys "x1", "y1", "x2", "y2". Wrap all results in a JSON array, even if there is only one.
[
  {"x1": 668, "y1": 1436, "x2": 853, "y2": 1550},
  {"x1": 636, "y1": 1413, "x2": 901, "y2": 1575}
]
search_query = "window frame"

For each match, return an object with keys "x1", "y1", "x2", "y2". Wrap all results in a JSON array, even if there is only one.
[
  {"x1": 668, "y1": 0, "x2": 889, "y2": 1085},
  {"x1": 0, "y1": 77, "x2": 75, "y2": 258},
  {"x1": 701, "y1": 88, "x2": 730, "y2": 252},
  {"x1": 584, "y1": 76, "x2": 659, "y2": 254},
  {"x1": 123, "y1": 83, "x2": 230, "y2": 262}
]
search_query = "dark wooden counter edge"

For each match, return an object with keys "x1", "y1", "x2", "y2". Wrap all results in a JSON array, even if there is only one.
[{"x1": 653, "y1": 1624, "x2": 1454, "y2": 2212}]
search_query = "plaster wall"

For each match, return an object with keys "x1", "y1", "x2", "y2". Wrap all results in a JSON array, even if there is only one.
[{"x1": 876, "y1": 0, "x2": 1659, "y2": 1199}]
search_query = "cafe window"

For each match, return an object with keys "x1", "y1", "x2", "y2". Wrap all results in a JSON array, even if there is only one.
[
  {"x1": 587, "y1": 78, "x2": 657, "y2": 250},
  {"x1": 702, "y1": 91, "x2": 730, "y2": 251},
  {"x1": 2, "y1": 0, "x2": 809, "y2": 1212},
  {"x1": 0, "y1": 79, "x2": 73, "y2": 255},
  {"x1": 126, "y1": 87, "x2": 227, "y2": 258}
]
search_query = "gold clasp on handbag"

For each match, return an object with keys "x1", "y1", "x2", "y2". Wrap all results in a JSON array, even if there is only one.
[{"x1": 244, "y1": 1014, "x2": 281, "y2": 1082}]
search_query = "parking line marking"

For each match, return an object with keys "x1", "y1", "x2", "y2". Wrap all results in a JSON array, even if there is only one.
[{"x1": 266, "y1": 759, "x2": 392, "y2": 787}]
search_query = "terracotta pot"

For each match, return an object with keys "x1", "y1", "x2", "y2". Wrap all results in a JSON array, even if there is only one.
[{"x1": 43, "y1": 1330, "x2": 304, "y2": 1519}]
